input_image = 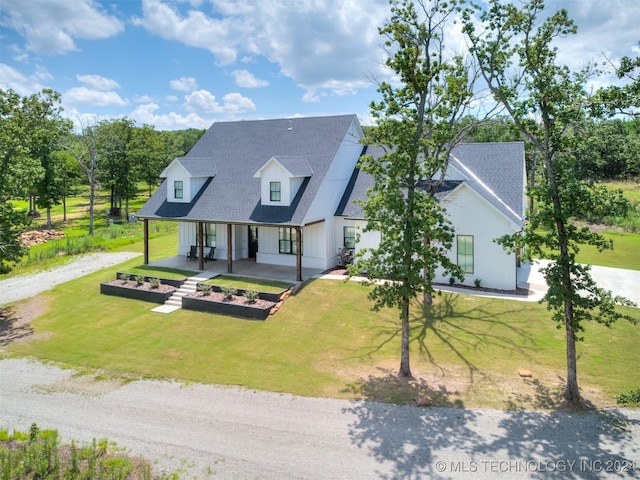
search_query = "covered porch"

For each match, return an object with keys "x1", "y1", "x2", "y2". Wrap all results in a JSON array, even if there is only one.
[
  {"x1": 147, "y1": 255, "x2": 325, "y2": 284},
  {"x1": 141, "y1": 219, "x2": 308, "y2": 282}
]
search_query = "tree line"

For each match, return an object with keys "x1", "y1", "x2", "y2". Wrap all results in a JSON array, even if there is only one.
[{"x1": 0, "y1": 87, "x2": 203, "y2": 272}]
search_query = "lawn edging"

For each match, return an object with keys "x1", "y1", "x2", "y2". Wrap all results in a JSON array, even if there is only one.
[{"x1": 100, "y1": 273, "x2": 183, "y2": 304}]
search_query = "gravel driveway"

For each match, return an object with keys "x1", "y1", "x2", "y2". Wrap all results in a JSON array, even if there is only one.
[
  {"x1": 1, "y1": 358, "x2": 639, "y2": 480},
  {"x1": 0, "y1": 252, "x2": 140, "y2": 306}
]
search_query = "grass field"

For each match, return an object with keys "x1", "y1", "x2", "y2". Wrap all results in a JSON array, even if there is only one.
[{"x1": 4, "y1": 258, "x2": 638, "y2": 410}]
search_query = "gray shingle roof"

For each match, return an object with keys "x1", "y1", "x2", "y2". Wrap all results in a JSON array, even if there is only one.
[
  {"x1": 336, "y1": 142, "x2": 525, "y2": 227},
  {"x1": 270, "y1": 156, "x2": 314, "y2": 177},
  {"x1": 138, "y1": 114, "x2": 358, "y2": 225}
]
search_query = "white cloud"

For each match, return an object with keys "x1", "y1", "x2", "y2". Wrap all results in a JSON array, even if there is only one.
[
  {"x1": 0, "y1": 63, "x2": 44, "y2": 95},
  {"x1": 0, "y1": 0, "x2": 124, "y2": 55},
  {"x1": 170, "y1": 76, "x2": 198, "y2": 92},
  {"x1": 165, "y1": 95, "x2": 179, "y2": 102},
  {"x1": 133, "y1": 0, "x2": 390, "y2": 99},
  {"x1": 130, "y1": 102, "x2": 212, "y2": 130},
  {"x1": 220, "y1": 92, "x2": 256, "y2": 112},
  {"x1": 184, "y1": 89, "x2": 255, "y2": 114},
  {"x1": 77, "y1": 74, "x2": 120, "y2": 91},
  {"x1": 134, "y1": 94, "x2": 156, "y2": 103},
  {"x1": 64, "y1": 86, "x2": 129, "y2": 107},
  {"x1": 133, "y1": 0, "x2": 245, "y2": 65},
  {"x1": 232, "y1": 69, "x2": 268, "y2": 88}
]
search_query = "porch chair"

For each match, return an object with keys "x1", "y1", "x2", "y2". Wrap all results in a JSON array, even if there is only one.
[
  {"x1": 186, "y1": 245, "x2": 198, "y2": 261},
  {"x1": 204, "y1": 247, "x2": 216, "y2": 262}
]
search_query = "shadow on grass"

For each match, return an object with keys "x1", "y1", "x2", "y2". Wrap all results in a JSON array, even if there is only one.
[
  {"x1": 341, "y1": 368, "x2": 464, "y2": 407},
  {"x1": 354, "y1": 291, "x2": 537, "y2": 388},
  {"x1": 0, "y1": 306, "x2": 34, "y2": 346}
]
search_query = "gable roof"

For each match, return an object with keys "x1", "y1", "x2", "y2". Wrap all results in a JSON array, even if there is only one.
[
  {"x1": 138, "y1": 114, "x2": 359, "y2": 225},
  {"x1": 336, "y1": 142, "x2": 525, "y2": 227},
  {"x1": 159, "y1": 157, "x2": 218, "y2": 178},
  {"x1": 253, "y1": 156, "x2": 314, "y2": 178}
]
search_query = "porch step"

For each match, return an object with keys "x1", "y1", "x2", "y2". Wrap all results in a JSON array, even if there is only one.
[{"x1": 152, "y1": 272, "x2": 219, "y2": 314}]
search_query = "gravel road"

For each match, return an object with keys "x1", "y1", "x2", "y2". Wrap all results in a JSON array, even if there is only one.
[
  {"x1": 1, "y1": 255, "x2": 639, "y2": 478},
  {"x1": 0, "y1": 252, "x2": 140, "y2": 306},
  {"x1": 1, "y1": 358, "x2": 639, "y2": 480}
]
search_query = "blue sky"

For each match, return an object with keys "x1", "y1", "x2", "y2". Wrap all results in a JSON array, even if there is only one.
[{"x1": 1, "y1": 0, "x2": 639, "y2": 131}]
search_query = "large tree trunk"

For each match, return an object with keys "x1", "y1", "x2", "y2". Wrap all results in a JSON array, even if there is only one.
[
  {"x1": 88, "y1": 181, "x2": 95, "y2": 235},
  {"x1": 399, "y1": 297, "x2": 412, "y2": 378},
  {"x1": 46, "y1": 206, "x2": 52, "y2": 229}
]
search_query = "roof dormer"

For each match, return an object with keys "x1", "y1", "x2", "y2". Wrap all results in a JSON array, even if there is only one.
[
  {"x1": 253, "y1": 156, "x2": 313, "y2": 206},
  {"x1": 160, "y1": 157, "x2": 216, "y2": 203}
]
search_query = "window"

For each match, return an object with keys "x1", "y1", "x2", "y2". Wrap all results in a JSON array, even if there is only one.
[
  {"x1": 279, "y1": 227, "x2": 302, "y2": 254},
  {"x1": 270, "y1": 181, "x2": 281, "y2": 202},
  {"x1": 457, "y1": 235, "x2": 474, "y2": 274},
  {"x1": 174, "y1": 180, "x2": 183, "y2": 199},
  {"x1": 343, "y1": 226, "x2": 356, "y2": 250},
  {"x1": 204, "y1": 223, "x2": 216, "y2": 247}
]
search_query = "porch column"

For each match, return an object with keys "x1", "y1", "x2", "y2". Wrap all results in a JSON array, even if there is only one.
[
  {"x1": 198, "y1": 222, "x2": 204, "y2": 271},
  {"x1": 295, "y1": 226, "x2": 302, "y2": 282},
  {"x1": 227, "y1": 223, "x2": 233, "y2": 273},
  {"x1": 143, "y1": 219, "x2": 149, "y2": 265}
]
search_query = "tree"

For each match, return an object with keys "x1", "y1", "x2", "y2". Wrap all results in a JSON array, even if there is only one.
[
  {"x1": 350, "y1": 0, "x2": 473, "y2": 378},
  {"x1": 24, "y1": 90, "x2": 73, "y2": 228},
  {"x1": 463, "y1": 0, "x2": 636, "y2": 402},
  {"x1": 96, "y1": 118, "x2": 136, "y2": 218},
  {"x1": 66, "y1": 123, "x2": 100, "y2": 235},
  {"x1": 129, "y1": 125, "x2": 166, "y2": 197}
]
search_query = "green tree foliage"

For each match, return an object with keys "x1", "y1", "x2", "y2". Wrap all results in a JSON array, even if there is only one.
[
  {"x1": 130, "y1": 124, "x2": 166, "y2": 197},
  {"x1": 571, "y1": 119, "x2": 640, "y2": 180},
  {"x1": 0, "y1": 88, "x2": 70, "y2": 271},
  {"x1": 95, "y1": 118, "x2": 136, "y2": 217},
  {"x1": 593, "y1": 49, "x2": 640, "y2": 118},
  {"x1": 463, "y1": 0, "x2": 636, "y2": 402},
  {"x1": 351, "y1": 0, "x2": 473, "y2": 378}
]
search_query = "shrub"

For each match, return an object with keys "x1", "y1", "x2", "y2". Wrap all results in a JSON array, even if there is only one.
[
  {"x1": 449, "y1": 277, "x2": 455, "y2": 285},
  {"x1": 118, "y1": 272, "x2": 129, "y2": 284},
  {"x1": 244, "y1": 290, "x2": 259, "y2": 303},
  {"x1": 615, "y1": 388, "x2": 640, "y2": 405},
  {"x1": 474, "y1": 278, "x2": 482, "y2": 288},
  {"x1": 134, "y1": 275, "x2": 144, "y2": 286},
  {"x1": 221, "y1": 286, "x2": 237, "y2": 300},
  {"x1": 149, "y1": 277, "x2": 161, "y2": 289},
  {"x1": 198, "y1": 284, "x2": 212, "y2": 296},
  {"x1": 337, "y1": 247, "x2": 354, "y2": 266}
]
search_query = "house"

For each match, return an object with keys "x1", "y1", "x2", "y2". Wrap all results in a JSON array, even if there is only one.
[{"x1": 137, "y1": 114, "x2": 526, "y2": 289}]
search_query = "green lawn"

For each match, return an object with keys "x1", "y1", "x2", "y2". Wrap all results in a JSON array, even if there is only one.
[
  {"x1": 5, "y1": 263, "x2": 639, "y2": 410},
  {"x1": 573, "y1": 230, "x2": 640, "y2": 270}
]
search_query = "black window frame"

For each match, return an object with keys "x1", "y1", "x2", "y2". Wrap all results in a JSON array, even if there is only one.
[
  {"x1": 270, "y1": 181, "x2": 281, "y2": 202},
  {"x1": 279, "y1": 227, "x2": 302, "y2": 255},
  {"x1": 343, "y1": 226, "x2": 356, "y2": 250},
  {"x1": 174, "y1": 180, "x2": 184, "y2": 199}
]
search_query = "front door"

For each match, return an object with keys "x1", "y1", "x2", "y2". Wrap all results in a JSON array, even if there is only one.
[{"x1": 248, "y1": 225, "x2": 258, "y2": 259}]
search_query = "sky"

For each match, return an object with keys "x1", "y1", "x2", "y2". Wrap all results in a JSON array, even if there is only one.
[{"x1": 1, "y1": 0, "x2": 639, "y2": 131}]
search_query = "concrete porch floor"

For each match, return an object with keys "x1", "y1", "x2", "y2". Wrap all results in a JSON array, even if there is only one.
[{"x1": 147, "y1": 255, "x2": 325, "y2": 284}]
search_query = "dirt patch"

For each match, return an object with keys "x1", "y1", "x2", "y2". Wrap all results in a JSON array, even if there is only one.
[
  {"x1": 334, "y1": 363, "x2": 611, "y2": 412},
  {"x1": 0, "y1": 296, "x2": 49, "y2": 347}
]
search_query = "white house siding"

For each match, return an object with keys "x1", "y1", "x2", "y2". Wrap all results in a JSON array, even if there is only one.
[
  {"x1": 438, "y1": 184, "x2": 518, "y2": 290},
  {"x1": 256, "y1": 223, "x2": 328, "y2": 269},
  {"x1": 305, "y1": 120, "x2": 364, "y2": 267},
  {"x1": 178, "y1": 221, "x2": 198, "y2": 256},
  {"x1": 164, "y1": 163, "x2": 192, "y2": 203}
]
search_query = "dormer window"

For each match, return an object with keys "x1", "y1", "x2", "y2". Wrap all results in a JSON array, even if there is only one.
[
  {"x1": 270, "y1": 181, "x2": 281, "y2": 202},
  {"x1": 174, "y1": 181, "x2": 184, "y2": 199},
  {"x1": 254, "y1": 156, "x2": 313, "y2": 207}
]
